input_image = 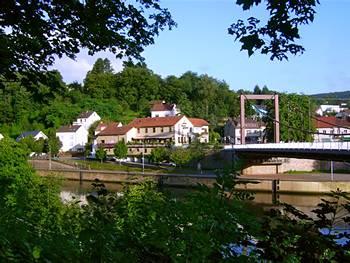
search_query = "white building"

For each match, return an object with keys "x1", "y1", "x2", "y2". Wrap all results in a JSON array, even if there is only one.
[
  {"x1": 316, "y1": 105, "x2": 341, "y2": 116},
  {"x1": 224, "y1": 118, "x2": 266, "y2": 144},
  {"x1": 314, "y1": 116, "x2": 350, "y2": 142},
  {"x1": 16, "y1": 130, "x2": 48, "y2": 142},
  {"x1": 150, "y1": 101, "x2": 180, "y2": 118},
  {"x1": 73, "y1": 111, "x2": 101, "y2": 131},
  {"x1": 189, "y1": 118, "x2": 209, "y2": 143},
  {"x1": 56, "y1": 125, "x2": 89, "y2": 152},
  {"x1": 0, "y1": 133, "x2": 3, "y2": 140}
]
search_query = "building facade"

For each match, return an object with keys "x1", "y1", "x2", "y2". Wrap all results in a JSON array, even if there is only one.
[
  {"x1": 95, "y1": 115, "x2": 209, "y2": 156},
  {"x1": 224, "y1": 118, "x2": 266, "y2": 144},
  {"x1": 73, "y1": 111, "x2": 101, "y2": 131},
  {"x1": 150, "y1": 101, "x2": 180, "y2": 117},
  {"x1": 314, "y1": 116, "x2": 350, "y2": 142},
  {"x1": 56, "y1": 125, "x2": 89, "y2": 152}
]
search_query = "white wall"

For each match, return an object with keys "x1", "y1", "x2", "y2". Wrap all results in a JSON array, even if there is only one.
[
  {"x1": 174, "y1": 116, "x2": 194, "y2": 146},
  {"x1": 74, "y1": 112, "x2": 101, "y2": 130},
  {"x1": 151, "y1": 110, "x2": 173, "y2": 117},
  {"x1": 57, "y1": 126, "x2": 89, "y2": 152},
  {"x1": 192, "y1": 126, "x2": 209, "y2": 143}
]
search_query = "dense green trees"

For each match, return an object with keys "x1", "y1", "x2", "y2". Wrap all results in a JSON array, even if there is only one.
[
  {"x1": 0, "y1": 57, "x2": 314, "y2": 142},
  {"x1": 0, "y1": 0, "x2": 175, "y2": 78},
  {"x1": 1, "y1": 139, "x2": 349, "y2": 261},
  {"x1": 229, "y1": 0, "x2": 320, "y2": 60}
]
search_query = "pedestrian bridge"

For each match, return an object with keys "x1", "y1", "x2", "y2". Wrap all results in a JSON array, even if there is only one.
[{"x1": 224, "y1": 142, "x2": 350, "y2": 161}]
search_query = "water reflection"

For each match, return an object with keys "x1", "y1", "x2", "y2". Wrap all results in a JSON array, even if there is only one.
[{"x1": 61, "y1": 180, "x2": 327, "y2": 214}]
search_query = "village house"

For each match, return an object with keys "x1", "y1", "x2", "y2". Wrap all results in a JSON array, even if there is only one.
[
  {"x1": 95, "y1": 115, "x2": 209, "y2": 157},
  {"x1": 56, "y1": 125, "x2": 89, "y2": 152},
  {"x1": 94, "y1": 123, "x2": 136, "y2": 155},
  {"x1": 73, "y1": 111, "x2": 101, "y2": 131},
  {"x1": 315, "y1": 105, "x2": 344, "y2": 116},
  {"x1": 188, "y1": 118, "x2": 209, "y2": 143},
  {"x1": 313, "y1": 116, "x2": 350, "y2": 142},
  {"x1": 16, "y1": 130, "x2": 48, "y2": 142},
  {"x1": 223, "y1": 118, "x2": 266, "y2": 144},
  {"x1": 150, "y1": 101, "x2": 180, "y2": 117},
  {"x1": 95, "y1": 121, "x2": 122, "y2": 135}
]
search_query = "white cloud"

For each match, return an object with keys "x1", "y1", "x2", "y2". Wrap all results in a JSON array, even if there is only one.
[{"x1": 50, "y1": 49, "x2": 124, "y2": 84}]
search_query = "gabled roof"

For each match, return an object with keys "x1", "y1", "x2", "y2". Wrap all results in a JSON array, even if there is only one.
[
  {"x1": 233, "y1": 118, "x2": 266, "y2": 129},
  {"x1": 314, "y1": 116, "x2": 350, "y2": 129},
  {"x1": 57, "y1": 125, "x2": 82, "y2": 133},
  {"x1": 151, "y1": 101, "x2": 175, "y2": 112},
  {"x1": 16, "y1": 130, "x2": 44, "y2": 141},
  {"x1": 95, "y1": 122, "x2": 121, "y2": 133},
  {"x1": 128, "y1": 116, "x2": 183, "y2": 128},
  {"x1": 98, "y1": 124, "x2": 133, "y2": 136},
  {"x1": 189, "y1": 118, "x2": 209, "y2": 127},
  {"x1": 77, "y1": 111, "x2": 95, "y2": 119}
]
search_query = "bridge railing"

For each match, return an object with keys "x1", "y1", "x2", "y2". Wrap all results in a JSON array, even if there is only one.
[{"x1": 225, "y1": 141, "x2": 350, "y2": 151}]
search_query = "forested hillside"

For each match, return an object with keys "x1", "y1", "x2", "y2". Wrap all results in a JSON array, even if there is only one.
[
  {"x1": 0, "y1": 58, "x2": 315, "y2": 142},
  {"x1": 0, "y1": 59, "x2": 240, "y2": 138}
]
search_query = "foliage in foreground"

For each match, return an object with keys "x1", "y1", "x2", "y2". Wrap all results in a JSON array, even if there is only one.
[{"x1": 0, "y1": 138, "x2": 350, "y2": 262}]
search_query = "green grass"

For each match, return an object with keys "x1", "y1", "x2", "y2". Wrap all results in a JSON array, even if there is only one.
[{"x1": 58, "y1": 159, "x2": 217, "y2": 175}]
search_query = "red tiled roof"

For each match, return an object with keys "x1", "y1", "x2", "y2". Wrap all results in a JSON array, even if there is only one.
[
  {"x1": 128, "y1": 116, "x2": 183, "y2": 128},
  {"x1": 151, "y1": 101, "x2": 174, "y2": 111},
  {"x1": 98, "y1": 124, "x2": 132, "y2": 136},
  {"x1": 95, "y1": 122, "x2": 120, "y2": 133},
  {"x1": 189, "y1": 118, "x2": 209, "y2": 127},
  {"x1": 314, "y1": 116, "x2": 350, "y2": 129}
]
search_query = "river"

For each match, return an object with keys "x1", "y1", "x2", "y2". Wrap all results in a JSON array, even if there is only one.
[{"x1": 60, "y1": 179, "x2": 327, "y2": 215}]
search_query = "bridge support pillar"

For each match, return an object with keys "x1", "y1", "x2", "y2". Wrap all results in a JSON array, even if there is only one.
[{"x1": 272, "y1": 179, "x2": 280, "y2": 204}]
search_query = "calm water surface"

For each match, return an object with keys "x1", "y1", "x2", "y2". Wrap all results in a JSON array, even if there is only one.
[{"x1": 61, "y1": 180, "x2": 327, "y2": 214}]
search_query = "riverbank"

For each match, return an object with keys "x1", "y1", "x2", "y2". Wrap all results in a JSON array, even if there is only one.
[{"x1": 35, "y1": 167, "x2": 350, "y2": 194}]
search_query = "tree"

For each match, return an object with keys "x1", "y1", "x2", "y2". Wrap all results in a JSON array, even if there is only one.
[
  {"x1": 1, "y1": 1, "x2": 175, "y2": 78},
  {"x1": 264, "y1": 93, "x2": 315, "y2": 142},
  {"x1": 228, "y1": 0, "x2": 320, "y2": 60},
  {"x1": 44, "y1": 131, "x2": 62, "y2": 157},
  {"x1": 170, "y1": 148, "x2": 192, "y2": 168},
  {"x1": 95, "y1": 147, "x2": 107, "y2": 163},
  {"x1": 84, "y1": 58, "x2": 116, "y2": 98},
  {"x1": 149, "y1": 147, "x2": 169, "y2": 163},
  {"x1": 113, "y1": 141, "x2": 128, "y2": 164}
]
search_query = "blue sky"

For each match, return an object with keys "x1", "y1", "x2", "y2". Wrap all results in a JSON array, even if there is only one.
[{"x1": 52, "y1": 0, "x2": 350, "y2": 95}]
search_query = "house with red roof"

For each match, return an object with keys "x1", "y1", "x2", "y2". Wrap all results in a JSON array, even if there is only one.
[
  {"x1": 150, "y1": 100, "x2": 180, "y2": 117},
  {"x1": 95, "y1": 123, "x2": 137, "y2": 155},
  {"x1": 95, "y1": 115, "x2": 209, "y2": 156},
  {"x1": 188, "y1": 118, "x2": 209, "y2": 143},
  {"x1": 314, "y1": 116, "x2": 350, "y2": 142}
]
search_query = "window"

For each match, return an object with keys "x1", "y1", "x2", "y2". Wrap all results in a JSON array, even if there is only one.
[
  {"x1": 137, "y1": 128, "x2": 140, "y2": 133},
  {"x1": 169, "y1": 126, "x2": 173, "y2": 132},
  {"x1": 344, "y1": 130, "x2": 347, "y2": 134},
  {"x1": 145, "y1": 128, "x2": 148, "y2": 133},
  {"x1": 155, "y1": 114, "x2": 159, "y2": 117},
  {"x1": 145, "y1": 148, "x2": 148, "y2": 153},
  {"x1": 153, "y1": 127, "x2": 156, "y2": 133},
  {"x1": 137, "y1": 148, "x2": 140, "y2": 152},
  {"x1": 178, "y1": 137, "x2": 181, "y2": 143},
  {"x1": 323, "y1": 130, "x2": 326, "y2": 134},
  {"x1": 161, "y1": 127, "x2": 164, "y2": 132},
  {"x1": 101, "y1": 140, "x2": 105, "y2": 143}
]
